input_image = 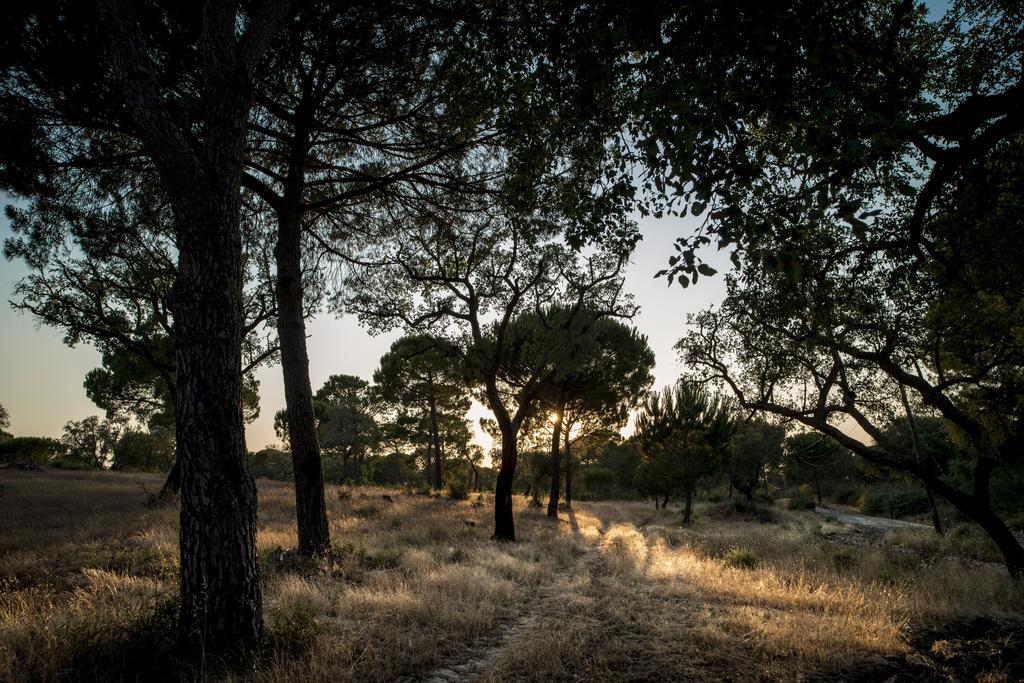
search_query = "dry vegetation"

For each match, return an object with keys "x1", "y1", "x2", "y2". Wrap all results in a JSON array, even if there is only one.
[{"x1": 1, "y1": 470, "x2": 1022, "y2": 681}]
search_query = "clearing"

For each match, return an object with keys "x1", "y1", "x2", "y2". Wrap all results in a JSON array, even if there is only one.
[{"x1": 0, "y1": 470, "x2": 1022, "y2": 681}]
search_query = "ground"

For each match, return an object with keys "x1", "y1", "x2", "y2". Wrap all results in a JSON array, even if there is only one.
[{"x1": 0, "y1": 470, "x2": 1022, "y2": 681}]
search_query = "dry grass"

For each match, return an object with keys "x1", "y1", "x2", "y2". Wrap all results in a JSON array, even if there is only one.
[{"x1": 1, "y1": 470, "x2": 1021, "y2": 681}]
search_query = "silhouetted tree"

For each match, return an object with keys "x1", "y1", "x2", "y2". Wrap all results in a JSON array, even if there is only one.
[
  {"x1": 346, "y1": 212, "x2": 633, "y2": 540},
  {"x1": 0, "y1": 0, "x2": 296, "y2": 658},
  {"x1": 634, "y1": 384, "x2": 736, "y2": 523},
  {"x1": 729, "y1": 419, "x2": 785, "y2": 502}
]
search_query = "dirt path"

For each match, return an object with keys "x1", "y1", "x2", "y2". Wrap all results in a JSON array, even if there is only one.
[
  {"x1": 409, "y1": 522, "x2": 606, "y2": 683},
  {"x1": 815, "y1": 506, "x2": 933, "y2": 532}
]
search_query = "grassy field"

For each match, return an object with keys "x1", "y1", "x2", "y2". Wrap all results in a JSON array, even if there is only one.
[{"x1": 0, "y1": 470, "x2": 1022, "y2": 681}]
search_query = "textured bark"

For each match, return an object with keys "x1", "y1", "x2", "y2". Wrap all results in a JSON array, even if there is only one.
[
  {"x1": 428, "y1": 392, "x2": 443, "y2": 489},
  {"x1": 493, "y1": 430, "x2": 517, "y2": 541},
  {"x1": 174, "y1": 197, "x2": 261, "y2": 660},
  {"x1": 100, "y1": 0, "x2": 297, "y2": 662},
  {"x1": 155, "y1": 459, "x2": 181, "y2": 504},
  {"x1": 546, "y1": 412, "x2": 563, "y2": 518},
  {"x1": 276, "y1": 209, "x2": 330, "y2": 557}
]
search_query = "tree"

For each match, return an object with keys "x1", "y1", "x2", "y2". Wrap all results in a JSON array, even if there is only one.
[
  {"x1": 346, "y1": 211, "x2": 633, "y2": 540},
  {"x1": 529, "y1": 310, "x2": 654, "y2": 516},
  {"x1": 679, "y1": 134, "x2": 1024, "y2": 578},
  {"x1": 784, "y1": 432, "x2": 841, "y2": 506},
  {"x1": 729, "y1": 419, "x2": 785, "y2": 502},
  {"x1": 0, "y1": 403, "x2": 9, "y2": 438},
  {"x1": 61, "y1": 415, "x2": 123, "y2": 469},
  {"x1": 634, "y1": 384, "x2": 735, "y2": 523},
  {"x1": 515, "y1": 307, "x2": 653, "y2": 516},
  {"x1": 374, "y1": 335, "x2": 471, "y2": 490},
  {"x1": 1, "y1": 0, "x2": 296, "y2": 658},
  {"x1": 6, "y1": 200, "x2": 275, "y2": 500}
]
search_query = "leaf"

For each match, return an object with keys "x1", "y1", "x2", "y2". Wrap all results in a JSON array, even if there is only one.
[
  {"x1": 692, "y1": 201, "x2": 706, "y2": 216},
  {"x1": 697, "y1": 263, "x2": 717, "y2": 277}
]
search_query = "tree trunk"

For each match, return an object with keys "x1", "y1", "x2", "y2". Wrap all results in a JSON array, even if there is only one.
[
  {"x1": 173, "y1": 198, "x2": 261, "y2": 660},
  {"x1": 663, "y1": 493, "x2": 669, "y2": 509},
  {"x1": 564, "y1": 432, "x2": 573, "y2": 508},
  {"x1": 428, "y1": 393, "x2": 443, "y2": 490},
  {"x1": 898, "y1": 383, "x2": 943, "y2": 535},
  {"x1": 654, "y1": 497, "x2": 660, "y2": 510},
  {"x1": 546, "y1": 411, "x2": 563, "y2": 518},
  {"x1": 813, "y1": 467, "x2": 822, "y2": 505},
  {"x1": 276, "y1": 208, "x2": 330, "y2": 557},
  {"x1": 493, "y1": 429, "x2": 517, "y2": 541},
  {"x1": 682, "y1": 488, "x2": 693, "y2": 524},
  {"x1": 925, "y1": 486, "x2": 943, "y2": 535},
  {"x1": 155, "y1": 458, "x2": 181, "y2": 504},
  {"x1": 970, "y1": 505, "x2": 1024, "y2": 581}
]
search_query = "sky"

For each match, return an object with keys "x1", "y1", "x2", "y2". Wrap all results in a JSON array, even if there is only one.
[{"x1": 0, "y1": 210, "x2": 730, "y2": 451}]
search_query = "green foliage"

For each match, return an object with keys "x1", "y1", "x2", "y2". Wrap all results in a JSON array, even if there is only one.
[
  {"x1": 859, "y1": 485, "x2": 932, "y2": 519},
  {"x1": 729, "y1": 419, "x2": 785, "y2": 501},
  {"x1": 0, "y1": 436, "x2": 64, "y2": 465},
  {"x1": 722, "y1": 547, "x2": 759, "y2": 570},
  {"x1": 633, "y1": 383, "x2": 735, "y2": 506},
  {"x1": 61, "y1": 416, "x2": 122, "y2": 469},
  {"x1": 582, "y1": 467, "x2": 617, "y2": 498},
  {"x1": 248, "y1": 448, "x2": 294, "y2": 481},
  {"x1": 787, "y1": 495, "x2": 816, "y2": 511},
  {"x1": 111, "y1": 428, "x2": 174, "y2": 472},
  {"x1": 447, "y1": 481, "x2": 469, "y2": 500},
  {"x1": 360, "y1": 546, "x2": 403, "y2": 570},
  {"x1": 267, "y1": 601, "x2": 322, "y2": 655}
]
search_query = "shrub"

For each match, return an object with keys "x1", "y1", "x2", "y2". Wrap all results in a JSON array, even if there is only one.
[
  {"x1": 787, "y1": 495, "x2": 816, "y2": 510},
  {"x1": 448, "y1": 547, "x2": 468, "y2": 564},
  {"x1": 49, "y1": 457, "x2": 93, "y2": 470},
  {"x1": 267, "y1": 601, "x2": 322, "y2": 654},
  {"x1": 361, "y1": 546, "x2": 403, "y2": 570},
  {"x1": 707, "y1": 491, "x2": 726, "y2": 503},
  {"x1": 0, "y1": 436, "x2": 64, "y2": 466},
  {"x1": 472, "y1": 493, "x2": 485, "y2": 508},
  {"x1": 337, "y1": 486, "x2": 352, "y2": 500},
  {"x1": 754, "y1": 492, "x2": 776, "y2": 505},
  {"x1": 447, "y1": 482, "x2": 469, "y2": 500},
  {"x1": 582, "y1": 467, "x2": 617, "y2": 498},
  {"x1": 723, "y1": 547, "x2": 759, "y2": 570},
  {"x1": 859, "y1": 485, "x2": 931, "y2": 518},
  {"x1": 830, "y1": 483, "x2": 864, "y2": 506}
]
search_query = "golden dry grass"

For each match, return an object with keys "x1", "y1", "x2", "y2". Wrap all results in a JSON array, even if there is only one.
[{"x1": 0, "y1": 469, "x2": 1021, "y2": 681}]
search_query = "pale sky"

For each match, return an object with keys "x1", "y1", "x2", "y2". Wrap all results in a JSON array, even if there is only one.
[{"x1": 0, "y1": 209, "x2": 729, "y2": 450}]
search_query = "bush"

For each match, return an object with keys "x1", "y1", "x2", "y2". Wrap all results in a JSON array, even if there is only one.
[
  {"x1": 49, "y1": 457, "x2": 93, "y2": 470},
  {"x1": 830, "y1": 483, "x2": 864, "y2": 506},
  {"x1": 859, "y1": 485, "x2": 931, "y2": 518},
  {"x1": 267, "y1": 601, "x2": 322, "y2": 654},
  {"x1": 447, "y1": 481, "x2": 469, "y2": 500},
  {"x1": 723, "y1": 547, "x2": 759, "y2": 570},
  {"x1": 787, "y1": 495, "x2": 816, "y2": 510},
  {"x1": 754, "y1": 492, "x2": 776, "y2": 505},
  {"x1": 337, "y1": 486, "x2": 352, "y2": 500},
  {"x1": 0, "y1": 436, "x2": 64, "y2": 466},
  {"x1": 582, "y1": 467, "x2": 617, "y2": 498},
  {"x1": 707, "y1": 491, "x2": 726, "y2": 503},
  {"x1": 361, "y1": 546, "x2": 403, "y2": 570}
]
